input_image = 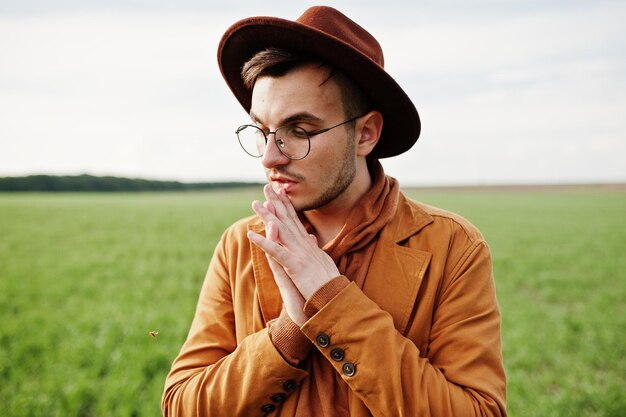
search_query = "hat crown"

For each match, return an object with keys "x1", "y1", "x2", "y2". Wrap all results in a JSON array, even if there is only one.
[{"x1": 296, "y1": 6, "x2": 384, "y2": 67}]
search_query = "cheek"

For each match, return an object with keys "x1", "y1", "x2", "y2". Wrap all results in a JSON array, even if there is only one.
[
  {"x1": 309, "y1": 139, "x2": 343, "y2": 167},
  {"x1": 302, "y1": 156, "x2": 327, "y2": 181},
  {"x1": 288, "y1": 136, "x2": 348, "y2": 185}
]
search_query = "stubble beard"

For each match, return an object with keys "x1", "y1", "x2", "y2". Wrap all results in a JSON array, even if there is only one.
[{"x1": 298, "y1": 131, "x2": 357, "y2": 212}]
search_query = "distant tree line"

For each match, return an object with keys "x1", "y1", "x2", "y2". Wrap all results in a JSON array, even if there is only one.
[{"x1": 0, "y1": 175, "x2": 262, "y2": 192}]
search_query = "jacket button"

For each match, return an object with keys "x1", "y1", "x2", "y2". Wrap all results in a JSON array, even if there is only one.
[
  {"x1": 330, "y1": 348, "x2": 345, "y2": 362},
  {"x1": 316, "y1": 333, "x2": 330, "y2": 347},
  {"x1": 261, "y1": 403, "x2": 276, "y2": 413},
  {"x1": 342, "y1": 362, "x2": 356, "y2": 377},
  {"x1": 283, "y1": 379, "x2": 297, "y2": 392},
  {"x1": 271, "y1": 393, "x2": 286, "y2": 403}
]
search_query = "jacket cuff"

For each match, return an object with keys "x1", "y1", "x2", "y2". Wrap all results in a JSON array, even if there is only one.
[
  {"x1": 303, "y1": 275, "x2": 351, "y2": 317},
  {"x1": 267, "y1": 307, "x2": 312, "y2": 366}
]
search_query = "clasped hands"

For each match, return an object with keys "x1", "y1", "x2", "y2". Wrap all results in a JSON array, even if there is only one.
[{"x1": 247, "y1": 185, "x2": 340, "y2": 326}]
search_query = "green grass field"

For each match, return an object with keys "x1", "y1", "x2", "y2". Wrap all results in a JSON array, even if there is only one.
[{"x1": 1, "y1": 188, "x2": 624, "y2": 416}]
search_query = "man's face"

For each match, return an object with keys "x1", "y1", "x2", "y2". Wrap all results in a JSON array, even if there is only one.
[{"x1": 250, "y1": 63, "x2": 357, "y2": 212}]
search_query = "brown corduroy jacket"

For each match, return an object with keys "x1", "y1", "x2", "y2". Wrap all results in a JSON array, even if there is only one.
[{"x1": 162, "y1": 193, "x2": 507, "y2": 417}]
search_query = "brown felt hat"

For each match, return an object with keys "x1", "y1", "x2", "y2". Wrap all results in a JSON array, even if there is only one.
[{"x1": 217, "y1": 6, "x2": 420, "y2": 158}]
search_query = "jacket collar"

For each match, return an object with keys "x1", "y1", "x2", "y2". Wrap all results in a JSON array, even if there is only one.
[
  {"x1": 248, "y1": 192, "x2": 434, "y2": 333},
  {"x1": 380, "y1": 192, "x2": 433, "y2": 243}
]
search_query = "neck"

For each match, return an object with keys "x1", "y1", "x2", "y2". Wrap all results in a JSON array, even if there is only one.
[{"x1": 303, "y1": 160, "x2": 373, "y2": 247}]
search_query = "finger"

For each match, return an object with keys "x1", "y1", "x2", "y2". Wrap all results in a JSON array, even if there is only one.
[
  {"x1": 308, "y1": 233, "x2": 318, "y2": 246},
  {"x1": 258, "y1": 190, "x2": 302, "y2": 238},
  {"x1": 264, "y1": 184, "x2": 290, "y2": 219},
  {"x1": 254, "y1": 196, "x2": 288, "y2": 229},
  {"x1": 256, "y1": 191, "x2": 309, "y2": 248},
  {"x1": 266, "y1": 251, "x2": 291, "y2": 286},
  {"x1": 266, "y1": 220, "x2": 279, "y2": 242},
  {"x1": 276, "y1": 187, "x2": 312, "y2": 239},
  {"x1": 265, "y1": 223, "x2": 295, "y2": 280},
  {"x1": 253, "y1": 204, "x2": 285, "y2": 245},
  {"x1": 252, "y1": 200, "x2": 280, "y2": 226},
  {"x1": 276, "y1": 187, "x2": 298, "y2": 218},
  {"x1": 247, "y1": 230, "x2": 290, "y2": 265},
  {"x1": 263, "y1": 199, "x2": 276, "y2": 216},
  {"x1": 257, "y1": 200, "x2": 293, "y2": 242},
  {"x1": 253, "y1": 201, "x2": 302, "y2": 249},
  {"x1": 264, "y1": 231, "x2": 302, "y2": 302}
]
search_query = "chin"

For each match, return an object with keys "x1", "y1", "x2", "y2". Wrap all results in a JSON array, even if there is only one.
[
  {"x1": 281, "y1": 193, "x2": 313, "y2": 213},
  {"x1": 293, "y1": 195, "x2": 330, "y2": 212},
  {"x1": 285, "y1": 195, "x2": 306, "y2": 212}
]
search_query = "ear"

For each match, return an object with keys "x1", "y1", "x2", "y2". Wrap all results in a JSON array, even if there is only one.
[{"x1": 355, "y1": 111, "x2": 383, "y2": 157}]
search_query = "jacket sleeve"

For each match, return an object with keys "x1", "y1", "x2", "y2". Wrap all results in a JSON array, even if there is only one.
[
  {"x1": 299, "y1": 240, "x2": 507, "y2": 417},
  {"x1": 161, "y1": 229, "x2": 309, "y2": 417}
]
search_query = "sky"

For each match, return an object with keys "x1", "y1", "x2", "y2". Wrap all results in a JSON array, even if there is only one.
[{"x1": 1, "y1": 0, "x2": 624, "y2": 185}]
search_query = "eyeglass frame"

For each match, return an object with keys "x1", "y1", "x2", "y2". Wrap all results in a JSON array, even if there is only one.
[{"x1": 235, "y1": 113, "x2": 367, "y2": 160}]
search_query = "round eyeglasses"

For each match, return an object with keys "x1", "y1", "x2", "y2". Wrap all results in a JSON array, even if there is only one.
[{"x1": 235, "y1": 114, "x2": 365, "y2": 160}]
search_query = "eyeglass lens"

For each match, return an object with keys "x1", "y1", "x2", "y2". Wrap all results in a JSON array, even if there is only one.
[{"x1": 236, "y1": 125, "x2": 311, "y2": 160}]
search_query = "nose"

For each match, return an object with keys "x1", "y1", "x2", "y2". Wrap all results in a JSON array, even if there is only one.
[{"x1": 261, "y1": 133, "x2": 290, "y2": 169}]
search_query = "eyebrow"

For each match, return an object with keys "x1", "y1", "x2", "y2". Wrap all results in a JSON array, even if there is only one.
[{"x1": 249, "y1": 111, "x2": 322, "y2": 128}]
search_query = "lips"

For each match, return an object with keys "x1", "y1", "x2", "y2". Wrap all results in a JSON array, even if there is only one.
[
  {"x1": 269, "y1": 175, "x2": 298, "y2": 191},
  {"x1": 272, "y1": 179, "x2": 295, "y2": 189}
]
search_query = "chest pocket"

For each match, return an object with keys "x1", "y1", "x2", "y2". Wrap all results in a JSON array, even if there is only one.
[{"x1": 362, "y1": 241, "x2": 431, "y2": 340}]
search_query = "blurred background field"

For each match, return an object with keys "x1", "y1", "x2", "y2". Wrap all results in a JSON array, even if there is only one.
[{"x1": 0, "y1": 187, "x2": 624, "y2": 417}]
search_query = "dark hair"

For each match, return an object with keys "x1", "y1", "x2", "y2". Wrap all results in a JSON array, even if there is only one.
[{"x1": 241, "y1": 47, "x2": 369, "y2": 119}]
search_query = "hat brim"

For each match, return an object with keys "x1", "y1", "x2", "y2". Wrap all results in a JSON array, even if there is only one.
[{"x1": 218, "y1": 16, "x2": 420, "y2": 159}]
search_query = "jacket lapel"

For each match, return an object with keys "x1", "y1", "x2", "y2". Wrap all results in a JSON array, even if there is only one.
[
  {"x1": 362, "y1": 194, "x2": 434, "y2": 334},
  {"x1": 248, "y1": 222, "x2": 283, "y2": 324}
]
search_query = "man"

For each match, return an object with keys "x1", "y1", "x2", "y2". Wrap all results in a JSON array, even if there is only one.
[{"x1": 163, "y1": 6, "x2": 506, "y2": 417}]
